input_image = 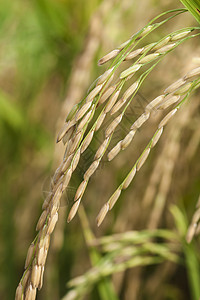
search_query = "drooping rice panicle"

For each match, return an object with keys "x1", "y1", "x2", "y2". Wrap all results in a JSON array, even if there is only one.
[
  {"x1": 107, "y1": 67, "x2": 200, "y2": 161},
  {"x1": 97, "y1": 77, "x2": 200, "y2": 226}
]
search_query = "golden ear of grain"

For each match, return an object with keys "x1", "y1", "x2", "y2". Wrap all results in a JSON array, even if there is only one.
[
  {"x1": 77, "y1": 109, "x2": 93, "y2": 132},
  {"x1": 69, "y1": 131, "x2": 82, "y2": 154},
  {"x1": 75, "y1": 102, "x2": 92, "y2": 121},
  {"x1": 99, "y1": 85, "x2": 116, "y2": 104},
  {"x1": 123, "y1": 81, "x2": 139, "y2": 101},
  {"x1": 67, "y1": 199, "x2": 81, "y2": 223},
  {"x1": 105, "y1": 90, "x2": 120, "y2": 113},
  {"x1": 145, "y1": 95, "x2": 165, "y2": 112},
  {"x1": 184, "y1": 67, "x2": 200, "y2": 80},
  {"x1": 121, "y1": 130, "x2": 136, "y2": 150},
  {"x1": 140, "y1": 25, "x2": 154, "y2": 37},
  {"x1": 139, "y1": 53, "x2": 159, "y2": 64},
  {"x1": 151, "y1": 127, "x2": 163, "y2": 148},
  {"x1": 86, "y1": 84, "x2": 103, "y2": 103},
  {"x1": 155, "y1": 43, "x2": 176, "y2": 54},
  {"x1": 62, "y1": 168, "x2": 72, "y2": 190},
  {"x1": 62, "y1": 126, "x2": 74, "y2": 145},
  {"x1": 120, "y1": 64, "x2": 142, "y2": 79},
  {"x1": 171, "y1": 30, "x2": 191, "y2": 41},
  {"x1": 81, "y1": 130, "x2": 94, "y2": 153},
  {"x1": 122, "y1": 167, "x2": 136, "y2": 189},
  {"x1": 74, "y1": 181, "x2": 87, "y2": 202},
  {"x1": 96, "y1": 203, "x2": 109, "y2": 227},
  {"x1": 25, "y1": 284, "x2": 36, "y2": 300},
  {"x1": 158, "y1": 95, "x2": 180, "y2": 110},
  {"x1": 94, "y1": 137, "x2": 109, "y2": 160},
  {"x1": 71, "y1": 149, "x2": 81, "y2": 172},
  {"x1": 105, "y1": 114, "x2": 123, "y2": 137},
  {"x1": 107, "y1": 141, "x2": 122, "y2": 161},
  {"x1": 25, "y1": 243, "x2": 35, "y2": 269},
  {"x1": 174, "y1": 82, "x2": 193, "y2": 95},
  {"x1": 95, "y1": 113, "x2": 106, "y2": 131},
  {"x1": 97, "y1": 68, "x2": 114, "y2": 85},
  {"x1": 110, "y1": 98, "x2": 125, "y2": 115},
  {"x1": 38, "y1": 266, "x2": 44, "y2": 290},
  {"x1": 22, "y1": 269, "x2": 31, "y2": 288},
  {"x1": 56, "y1": 121, "x2": 73, "y2": 143},
  {"x1": 46, "y1": 212, "x2": 58, "y2": 235},
  {"x1": 15, "y1": 284, "x2": 23, "y2": 300},
  {"x1": 164, "y1": 78, "x2": 186, "y2": 94},
  {"x1": 131, "y1": 112, "x2": 150, "y2": 130},
  {"x1": 36, "y1": 210, "x2": 48, "y2": 232},
  {"x1": 84, "y1": 160, "x2": 100, "y2": 181},
  {"x1": 31, "y1": 263, "x2": 41, "y2": 288},
  {"x1": 98, "y1": 49, "x2": 120, "y2": 65},
  {"x1": 136, "y1": 148, "x2": 150, "y2": 171},
  {"x1": 37, "y1": 247, "x2": 45, "y2": 266},
  {"x1": 158, "y1": 108, "x2": 177, "y2": 128},
  {"x1": 124, "y1": 48, "x2": 144, "y2": 60},
  {"x1": 108, "y1": 189, "x2": 121, "y2": 210},
  {"x1": 152, "y1": 36, "x2": 171, "y2": 51}
]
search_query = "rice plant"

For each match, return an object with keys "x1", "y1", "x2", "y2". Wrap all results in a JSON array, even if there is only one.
[{"x1": 1, "y1": 1, "x2": 199, "y2": 300}]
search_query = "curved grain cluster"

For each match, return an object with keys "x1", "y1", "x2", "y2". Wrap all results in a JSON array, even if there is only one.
[{"x1": 15, "y1": 8, "x2": 200, "y2": 299}]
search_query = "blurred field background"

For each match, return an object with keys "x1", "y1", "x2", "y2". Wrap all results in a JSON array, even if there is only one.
[{"x1": 0, "y1": 0, "x2": 200, "y2": 299}]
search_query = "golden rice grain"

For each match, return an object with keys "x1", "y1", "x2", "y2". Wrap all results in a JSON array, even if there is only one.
[
  {"x1": 46, "y1": 212, "x2": 58, "y2": 235},
  {"x1": 22, "y1": 269, "x2": 31, "y2": 289},
  {"x1": 140, "y1": 25, "x2": 154, "y2": 37},
  {"x1": 110, "y1": 99, "x2": 125, "y2": 115},
  {"x1": 71, "y1": 148, "x2": 81, "y2": 171},
  {"x1": 61, "y1": 154, "x2": 73, "y2": 173},
  {"x1": 155, "y1": 43, "x2": 176, "y2": 54},
  {"x1": 77, "y1": 109, "x2": 93, "y2": 132},
  {"x1": 124, "y1": 48, "x2": 144, "y2": 60},
  {"x1": 107, "y1": 141, "x2": 122, "y2": 161},
  {"x1": 105, "y1": 114, "x2": 123, "y2": 137},
  {"x1": 38, "y1": 266, "x2": 44, "y2": 290},
  {"x1": 136, "y1": 148, "x2": 150, "y2": 171},
  {"x1": 141, "y1": 42, "x2": 156, "y2": 53},
  {"x1": 184, "y1": 66, "x2": 200, "y2": 80},
  {"x1": 62, "y1": 126, "x2": 74, "y2": 145},
  {"x1": 25, "y1": 243, "x2": 35, "y2": 269},
  {"x1": 56, "y1": 121, "x2": 71, "y2": 143},
  {"x1": 15, "y1": 284, "x2": 23, "y2": 300},
  {"x1": 105, "y1": 90, "x2": 120, "y2": 113},
  {"x1": 84, "y1": 160, "x2": 100, "y2": 180},
  {"x1": 152, "y1": 36, "x2": 171, "y2": 51},
  {"x1": 74, "y1": 180, "x2": 87, "y2": 201},
  {"x1": 122, "y1": 167, "x2": 136, "y2": 189},
  {"x1": 94, "y1": 137, "x2": 109, "y2": 160},
  {"x1": 117, "y1": 39, "x2": 131, "y2": 50},
  {"x1": 171, "y1": 30, "x2": 191, "y2": 41},
  {"x1": 145, "y1": 95, "x2": 164, "y2": 112},
  {"x1": 98, "y1": 49, "x2": 120, "y2": 65},
  {"x1": 123, "y1": 81, "x2": 139, "y2": 101},
  {"x1": 31, "y1": 263, "x2": 41, "y2": 288},
  {"x1": 62, "y1": 168, "x2": 72, "y2": 190},
  {"x1": 174, "y1": 81, "x2": 193, "y2": 95},
  {"x1": 99, "y1": 85, "x2": 116, "y2": 104},
  {"x1": 131, "y1": 112, "x2": 150, "y2": 129},
  {"x1": 120, "y1": 64, "x2": 142, "y2": 79},
  {"x1": 86, "y1": 84, "x2": 103, "y2": 103},
  {"x1": 95, "y1": 113, "x2": 106, "y2": 131},
  {"x1": 121, "y1": 130, "x2": 136, "y2": 149},
  {"x1": 158, "y1": 108, "x2": 177, "y2": 128},
  {"x1": 37, "y1": 247, "x2": 45, "y2": 266},
  {"x1": 151, "y1": 127, "x2": 163, "y2": 148},
  {"x1": 97, "y1": 68, "x2": 114, "y2": 85},
  {"x1": 108, "y1": 189, "x2": 121, "y2": 210},
  {"x1": 158, "y1": 95, "x2": 180, "y2": 110},
  {"x1": 25, "y1": 284, "x2": 36, "y2": 300},
  {"x1": 164, "y1": 78, "x2": 186, "y2": 94},
  {"x1": 139, "y1": 53, "x2": 159, "y2": 64},
  {"x1": 69, "y1": 131, "x2": 82, "y2": 153},
  {"x1": 67, "y1": 199, "x2": 81, "y2": 223},
  {"x1": 81, "y1": 130, "x2": 94, "y2": 153},
  {"x1": 75, "y1": 102, "x2": 92, "y2": 121},
  {"x1": 96, "y1": 203, "x2": 109, "y2": 227},
  {"x1": 36, "y1": 210, "x2": 48, "y2": 232}
]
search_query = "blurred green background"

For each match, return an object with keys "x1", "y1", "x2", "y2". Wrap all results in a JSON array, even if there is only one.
[{"x1": 0, "y1": 1, "x2": 200, "y2": 300}]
